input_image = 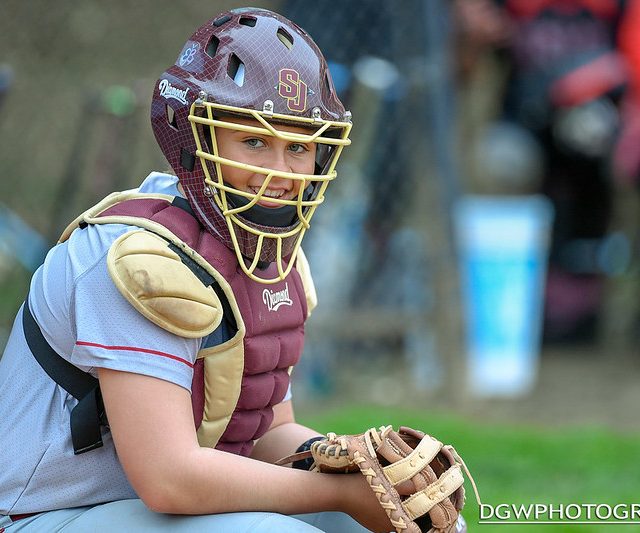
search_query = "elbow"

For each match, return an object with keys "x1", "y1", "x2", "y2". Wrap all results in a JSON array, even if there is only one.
[
  {"x1": 141, "y1": 493, "x2": 175, "y2": 515},
  {"x1": 135, "y1": 478, "x2": 189, "y2": 515},
  {"x1": 135, "y1": 468, "x2": 221, "y2": 515},
  {"x1": 124, "y1": 451, "x2": 200, "y2": 514}
]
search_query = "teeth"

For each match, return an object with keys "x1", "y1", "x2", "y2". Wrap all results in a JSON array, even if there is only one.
[{"x1": 251, "y1": 187, "x2": 284, "y2": 199}]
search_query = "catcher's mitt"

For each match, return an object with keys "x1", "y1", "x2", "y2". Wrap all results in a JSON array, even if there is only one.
[{"x1": 277, "y1": 425, "x2": 480, "y2": 533}]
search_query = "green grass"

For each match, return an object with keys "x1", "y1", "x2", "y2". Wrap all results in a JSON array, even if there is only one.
[{"x1": 298, "y1": 405, "x2": 640, "y2": 532}]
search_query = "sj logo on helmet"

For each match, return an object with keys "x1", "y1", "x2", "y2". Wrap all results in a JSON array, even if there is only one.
[{"x1": 278, "y1": 69, "x2": 307, "y2": 112}]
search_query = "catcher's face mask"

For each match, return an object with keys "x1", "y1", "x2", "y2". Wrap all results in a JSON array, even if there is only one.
[
  {"x1": 150, "y1": 7, "x2": 352, "y2": 283},
  {"x1": 189, "y1": 102, "x2": 351, "y2": 283}
]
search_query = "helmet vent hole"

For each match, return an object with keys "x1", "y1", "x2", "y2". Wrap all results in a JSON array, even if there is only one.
[
  {"x1": 206, "y1": 36, "x2": 219, "y2": 58},
  {"x1": 180, "y1": 148, "x2": 196, "y2": 172},
  {"x1": 276, "y1": 28, "x2": 294, "y2": 50},
  {"x1": 212, "y1": 15, "x2": 231, "y2": 27},
  {"x1": 165, "y1": 104, "x2": 178, "y2": 130},
  {"x1": 228, "y1": 54, "x2": 245, "y2": 86},
  {"x1": 239, "y1": 16, "x2": 257, "y2": 27}
]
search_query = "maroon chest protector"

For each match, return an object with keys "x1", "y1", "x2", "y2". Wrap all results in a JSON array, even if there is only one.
[{"x1": 97, "y1": 196, "x2": 307, "y2": 457}]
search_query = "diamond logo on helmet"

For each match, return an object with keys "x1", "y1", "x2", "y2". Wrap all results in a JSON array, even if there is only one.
[
  {"x1": 158, "y1": 79, "x2": 189, "y2": 104},
  {"x1": 278, "y1": 68, "x2": 307, "y2": 112}
]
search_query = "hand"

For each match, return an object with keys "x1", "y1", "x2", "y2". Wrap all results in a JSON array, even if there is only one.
[{"x1": 339, "y1": 473, "x2": 395, "y2": 533}]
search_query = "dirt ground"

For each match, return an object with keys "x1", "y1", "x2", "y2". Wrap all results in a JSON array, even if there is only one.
[
  {"x1": 297, "y1": 341, "x2": 640, "y2": 433},
  {"x1": 462, "y1": 345, "x2": 640, "y2": 431}
]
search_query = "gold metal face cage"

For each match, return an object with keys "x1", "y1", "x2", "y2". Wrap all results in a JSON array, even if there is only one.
[{"x1": 188, "y1": 100, "x2": 352, "y2": 284}]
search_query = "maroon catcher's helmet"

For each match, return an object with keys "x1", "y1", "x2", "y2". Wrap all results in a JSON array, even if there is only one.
[{"x1": 151, "y1": 7, "x2": 352, "y2": 283}]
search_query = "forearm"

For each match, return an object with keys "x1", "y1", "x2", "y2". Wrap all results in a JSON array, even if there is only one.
[
  {"x1": 99, "y1": 370, "x2": 376, "y2": 522},
  {"x1": 154, "y1": 446, "x2": 341, "y2": 515},
  {"x1": 164, "y1": 444, "x2": 391, "y2": 532}
]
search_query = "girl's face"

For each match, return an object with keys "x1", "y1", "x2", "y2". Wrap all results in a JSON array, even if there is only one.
[{"x1": 213, "y1": 116, "x2": 317, "y2": 208}]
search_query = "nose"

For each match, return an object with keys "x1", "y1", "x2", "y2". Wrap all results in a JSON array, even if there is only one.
[
  {"x1": 264, "y1": 146, "x2": 292, "y2": 174},
  {"x1": 266, "y1": 171, "x2": 296, "y2": 193},
  {"x1": 260, "y1": 145, "x2": 298, "y2": 191}
]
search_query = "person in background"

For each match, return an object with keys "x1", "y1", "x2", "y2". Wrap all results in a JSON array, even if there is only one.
[{"x1": 456, "y1": 0, "x2": 640, "y2": 343}]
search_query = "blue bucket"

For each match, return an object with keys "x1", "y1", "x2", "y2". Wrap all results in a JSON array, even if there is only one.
[{"x1": 454, "y1": 195, "x2": 554, "y2": 397}]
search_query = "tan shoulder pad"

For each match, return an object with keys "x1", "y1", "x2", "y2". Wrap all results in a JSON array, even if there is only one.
[
  {"x1": 296, "y1": 248, "x2": 317, "y2": 318},
  {"x1": 107, "y1": 230, "x2": 223, "y2": 338}
]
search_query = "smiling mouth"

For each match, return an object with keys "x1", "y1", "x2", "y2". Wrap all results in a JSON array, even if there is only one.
[{"x1": 249, "y1": 186, "x2": 293, "y2": 207}]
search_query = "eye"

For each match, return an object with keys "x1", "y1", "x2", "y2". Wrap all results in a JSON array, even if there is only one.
[
  {"x1": 288, "y1": 143, "x2": 309, "y2": 154},
  {"x1": 244, "y1": 138, "x2": 265, "y2": 148}
]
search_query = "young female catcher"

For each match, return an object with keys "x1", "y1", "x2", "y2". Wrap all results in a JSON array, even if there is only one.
[{"x1": 0, "y1": 7, "x2": 469, "y2": 532}]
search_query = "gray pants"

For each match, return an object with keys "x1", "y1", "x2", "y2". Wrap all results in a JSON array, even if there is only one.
[{"x1": 1, "y1": 499, "x2": 372, "y2": 532}]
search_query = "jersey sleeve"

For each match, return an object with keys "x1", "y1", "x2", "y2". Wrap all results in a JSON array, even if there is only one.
[{"x1": 69, "y1": 234, "x2": 200, "y2": 392}]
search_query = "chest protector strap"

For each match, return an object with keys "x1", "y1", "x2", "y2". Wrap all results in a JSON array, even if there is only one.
[{"x1": 22, "y1": 296, "x2": 106, "y2": 455}]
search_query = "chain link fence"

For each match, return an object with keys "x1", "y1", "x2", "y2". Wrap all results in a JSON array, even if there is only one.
[
  {"x1": 281, "y1": 0, "x2": 466, "y2": 401},
  {"x1": 9, "y1": 1, "x2": 637, "y2": 407},
  {"x1": 0, "y1": 1, "x2": 466, "y2": 399}
]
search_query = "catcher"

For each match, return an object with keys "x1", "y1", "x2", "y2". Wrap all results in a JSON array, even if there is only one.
[{"x1": 0, "y1": 7, "x2": 473, "y2": 532}]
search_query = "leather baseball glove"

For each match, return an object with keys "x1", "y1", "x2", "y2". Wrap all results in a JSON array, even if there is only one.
[{"x1": 278, "y1": 425, "x2": 479, "y2": 533}]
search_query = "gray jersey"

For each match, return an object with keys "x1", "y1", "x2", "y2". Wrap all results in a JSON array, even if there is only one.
[{"x1": 1, "y1": 173, "x2": 284, "y2": 515}]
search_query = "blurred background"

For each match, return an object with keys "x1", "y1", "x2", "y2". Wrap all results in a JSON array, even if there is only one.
[{"x1": 2, "y1": 0, "x2": 640, "y2": 523}]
